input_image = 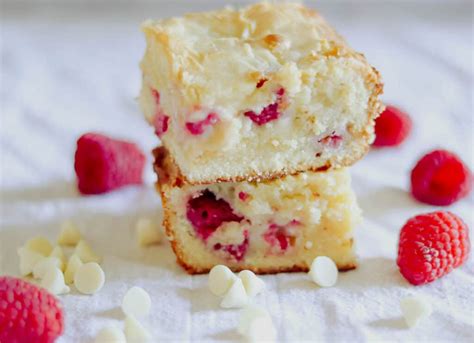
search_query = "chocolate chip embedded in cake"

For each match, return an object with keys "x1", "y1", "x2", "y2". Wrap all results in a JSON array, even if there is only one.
[
  {"x1": 139, "y1": 2, "x2": 383, "y2": 184},
  {"x1": 154, "y1": 147, "x2": 360, "y2": 274}
]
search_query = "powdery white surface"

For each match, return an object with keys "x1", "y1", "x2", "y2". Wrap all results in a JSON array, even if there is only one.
[{"x1": 0, "y1": 1, "x2": 473, "y2": 342}]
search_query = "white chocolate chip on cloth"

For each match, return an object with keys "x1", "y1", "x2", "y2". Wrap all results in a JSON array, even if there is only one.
[
  {"x1": 74, "y1": 262, "x2": 105, "y2": 295},
  {"x1": 122, "y1": 286, "x2": 152, "y2": 318},
  {"x1": 400, "y1": 296, "x2": 433, "y2": 328},
  {"x1": 135, "y1": 217, "x2": 162, "y2": 247},
  {"x1": 57, "y1": 220, "x2": 82, "y2": 246},
  {"x1": 208, "y1": 265, "x2": 237, "y2": 296},
  {"x1": 308, "y1": 256, "x2": 338, "y2": 287}
]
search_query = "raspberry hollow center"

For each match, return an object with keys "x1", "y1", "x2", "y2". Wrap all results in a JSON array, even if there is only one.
[{"x1": 186, "y1": 190, "x2": 243, "y2": 240}]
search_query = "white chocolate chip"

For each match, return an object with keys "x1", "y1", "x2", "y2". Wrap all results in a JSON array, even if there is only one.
[
  {"x1": 95, "y1": 326, "x2": 126, "y2": 343},
  {"x1": 136, "y1": 218, "x2": 162, "y2": 247},
  {"x1": 209, "y1": 265, "x2": 237, "y2": 296},
  {"x1": 18, "y1": 247, "x2": 45, "y2": 276},
  {"x1": 400, "y1": 296, "x2": 433, "y2": 328},
  {"x1": 49, "y1": 246, "x2": 66, "y2": 271},
  {"x1": 304, "y1": 241, "x2": 313, "y2": 249},
  {"x1": 64, "y1": 254, "x2": 83, "y2": 285},
  {"x1": 124, "y1": 315, "x2": 152, "y2": 343},
  {"x1": 33, "y1": 257, "x2": 62, "y2": 279},
  {"x1": 41, "y1": 267, "x2": 70, "y2": 295},
  {"x1": 74, "y1": 262, "x2": 105, "y2": 295},
  {"x1": 238, "y1": 305, "x2": 272, "y2": 335},
  {"x1": 58, "y1": 221, "x2": 81, "y2": 246},
  {"x1": 246, "y1": 315, "x2": 277, "y2": 342},
  {"x1": 238, "y1": 305, "x2": 276, "y2": 342},
  {"x1": 238, "y1": 270, "x2": 265, "y2": 297},
  {"x1": 74, "y1": 240, "x2": 101, "y2": 263},
  {"x1": 220, "y1": 278, "x2": 248, "y2": 309},
  {"x1": 24, "y1": 237, "x2": 53, "y2": 256},
  {"x1": 309, "y1": 256, "x2": 338, "y2": 287},
  {"x1": 122, "y1": 286, "x2": 151, "y2": 318}
]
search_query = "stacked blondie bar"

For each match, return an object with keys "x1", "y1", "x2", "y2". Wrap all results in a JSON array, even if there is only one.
[{"x1": 139, "y1": 2, "x2": 383, "y2": 274}]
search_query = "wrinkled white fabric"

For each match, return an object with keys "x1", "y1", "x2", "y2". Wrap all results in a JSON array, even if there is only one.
[{"x1": 1, "y1": 1, "x2": 472, "y2": 342}]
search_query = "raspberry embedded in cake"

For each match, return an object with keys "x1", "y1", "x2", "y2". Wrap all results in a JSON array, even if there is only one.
[
  {"x1": 243, "y1": 88, "x2": 285, "y2": 126},
  {"x1": 150, "y1": 89, "x2": 170, "y2": 137},
  {"x1": 186, "y1": 190, "x2": 243, "y2": 240},
  {"x1": 186, "y1": 113, "x2": 219, "y2": 135},
  {"x1": 155, "y1": 147, "x2": 360, "y2": 274},
  {"x1": 213, "y1": 230, "x2": 250, "y2": 261},
  {"x1": 139, "y1": 2, "x2": 383, "y2": 184},
  {"x1": 263, "y1": 222, "x2": 299, "y2": 253},
  {"x1": 153, "y1": 114, "x2": 169, "y2": 137},
  {"x1": 318, "y1": 131, "x2": 343, "y2": 149}
]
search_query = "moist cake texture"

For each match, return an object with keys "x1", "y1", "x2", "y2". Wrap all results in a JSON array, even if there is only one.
[
  {"x1": 140, "y1": 2, "x2": 383, "y2": 184},
  {"x1": 154, "y1": 147, "x2": 360, "y2": 274}
]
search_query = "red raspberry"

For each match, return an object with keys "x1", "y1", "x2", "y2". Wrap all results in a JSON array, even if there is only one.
[
  {"x1": 397, "y1": 211, "x2": 470, "y2": 285},
  {"x1": 214, "y1": 231, "x2": 249, "y2": 261},
  {"x1": 151, "y1": 89, "x2": 170, "y2": 137},
  {"x1": 263, "y1": 222, "x2": 299, "y2": 252},
  {"x1": 153, "y1": 114, "x2": 169, "y2": 137},
  {"x1": 318, "y1": 131, "x2": 343, "y2": 148},
  {"x1": 238, "y1": 192, "x2": 249, "y2": 201},
  {"x1": 186, "y1": 190, "x2": 243, "y2": 240},
  {"x1": 0, "y1": 276, "x2": 64, "y2": 343},
  {"x1": 74, "y1": 133, "x2": 146, "y2": 195},
  {"x1": 373, "y1": 105, "x2": 412, "y2": 147},
  {"x1": 185, "y1": 113, "x2": 219, "y2": 135},
  {"x1": 411, "y1": 149, "x2": 472, "y2": 206},
  {"x1": 244, "y1": 88, "x2": 285, "y2": 126}
]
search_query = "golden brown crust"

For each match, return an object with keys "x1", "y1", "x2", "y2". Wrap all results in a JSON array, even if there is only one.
[{"x1": 173, "y1": 254, "x2": 357, "y2": 275}]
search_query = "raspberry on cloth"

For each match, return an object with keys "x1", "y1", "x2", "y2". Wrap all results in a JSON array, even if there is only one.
[
  {"x1": 372, "y1": 105, "x2": 412, "y2": 147},
  {"x1": 74, "y1": 133, "x2": 146, "y2": 195},
  {"x1": 0, "y1": 276, "x2": 64, "y2": 343},
  {"x1": 411, "y1": 149, "x2": 472, "y2": 206},
  {"x1": 397, "y1": 211, "x2": 470, "y2": 285}
]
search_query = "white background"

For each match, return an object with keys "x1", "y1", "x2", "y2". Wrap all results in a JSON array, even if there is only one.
[{"x1": 1, "y1": 1, "x2": 473, "y2": 342}]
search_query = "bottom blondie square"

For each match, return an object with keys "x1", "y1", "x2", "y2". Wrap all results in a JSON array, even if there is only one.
[{"x1": 154, "y1": 147, "x2": 360, "y2": 274}]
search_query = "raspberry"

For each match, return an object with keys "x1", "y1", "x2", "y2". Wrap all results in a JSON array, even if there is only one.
[
  {"x1": 256, "y1": 78, "x2": 268, "y2": 88},
  {"x1": 238, "y1": 192, "x2": 249, "y2": 201},
  {"x1": 0, "y1": 276, "x2": 64, "y2": 343},
  {"x1": 151, "y1": 89, "x2": 170, "y2": 137},
  {"x1": 411, "y1": 149, "x2": 472, "y2": 206},
  {"x1": 74, "y1": 133, "x2": 146, "y2": 195},
  {"x1": 318, "y1": 131, "x2": 343, "y2": 148},
  {"x1": 186, "y1": 190, "x2": 243, "y2": 240},
  {"x1": 153, "y1": 114, "x2": 169, "y2": 137},
  {"x1": 185, "y1": 113, "x2": 219, "y2": 135},
  {"x1": 244, "y1": 88, "x2": 285, "y2": 126},
  {"x1": 263, "y1": 222, "x2": 298, "y2": 252},
  {"x1": 214, "y1": 231, "x2": 249, "y2": 261},
  {"x1": 397, "y1": 211, "x2": 470, "y2": 285},
  {"x1": 373, "y1": 105, "x2": 412, "y2": 147}
]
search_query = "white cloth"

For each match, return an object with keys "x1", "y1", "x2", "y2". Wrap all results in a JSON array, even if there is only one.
[{"x1": 1, "y1": 1, "x2": 473, "y2": 342}]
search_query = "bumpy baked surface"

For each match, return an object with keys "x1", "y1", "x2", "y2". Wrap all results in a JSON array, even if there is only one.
[
  {"x1": 154, "y1": 147, "x2": 360, "y2": 274},
  {"x1": 140, "y1": 2, "x2": 383, "y2": 184}
]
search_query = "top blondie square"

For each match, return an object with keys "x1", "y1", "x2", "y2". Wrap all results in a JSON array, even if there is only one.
[{"x1": 139, "y1": 2, "x2": 383, "y2": 184}]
